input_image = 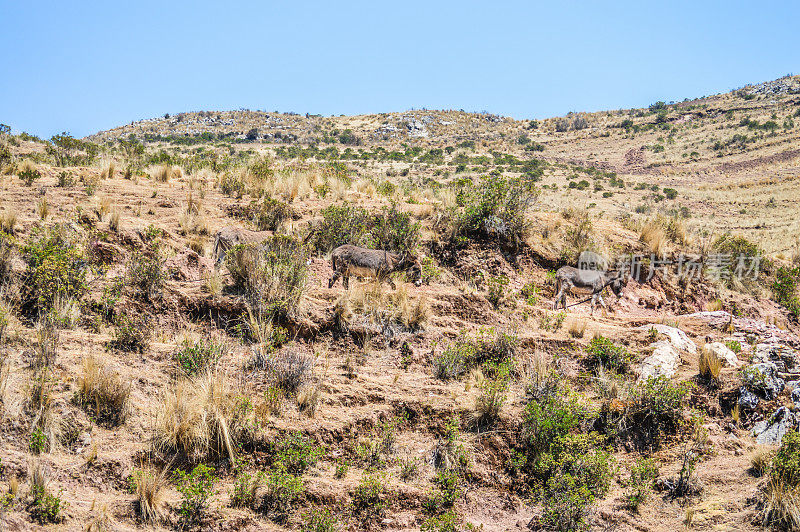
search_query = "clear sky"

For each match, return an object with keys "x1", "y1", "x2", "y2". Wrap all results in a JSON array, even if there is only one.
[{"x1": 1, "y1": 1, "x2": 797, "y2": 139}]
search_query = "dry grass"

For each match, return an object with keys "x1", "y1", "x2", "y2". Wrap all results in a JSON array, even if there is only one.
[
  {"x1": 148, "y1": 164, "x2": 182, "y2": 183},
  {"x1": 706, "y1": 299, "x2": 723, "y2": 311},
  {"x1": 0, "y1": 209, "x2": 17, "y2": 234},
  {"x1": 296, "y1": 383, "x2": 321, "y2": 417},
  {"x1": 93, "y1": 195, "x2": 112, "y2": 220},
  {"x1": 36, "y1": 197, "x2": 49, "y2": 220},
  {"x1": 108, "y1": 207, "x2": 121, "y2": 232},
  {"x1": 76, "y1": 354, "x2": 131, "y2": 426},
  {"x1": 133, "y1": 465, "x2": 167, "y2": 525},
  {"x1": 640, "y1": 219, "x2": 666, "y2": 255},
  {"x1": 202, "y1": 270, "x2": 223, "y2": 296},
  {"x1": 152, "y1": 370, "x2": 250, "y2": 463},
  {"x1": 335, "y1": 281, "x2": 428, "y2": 331},
  {"x1": 567, "y1": 319, "x2": 586, "y2": 338},
  {"x1": 750, "y1": 446, "x2": 774, "y2": 477},
  {"x1": 698, "y1": 345, "x2": 723, "y2": 384},
  {"x1": 762, "y1": 478, "x2": 800, "y2": 530},
  {"x1": 34, "y1": 315, "x2": 59, "y2": 368},
  {"x1": 100, "y1": 160, "x2": 116, "y2": 180}
]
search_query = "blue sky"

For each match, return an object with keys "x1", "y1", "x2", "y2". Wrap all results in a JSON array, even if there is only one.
[{"x1": 0, "y1": 1, "x2": 797, "y2": 138}]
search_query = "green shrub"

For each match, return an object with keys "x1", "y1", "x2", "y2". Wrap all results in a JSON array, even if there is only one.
[
  {"x1": 219, "y1": 170, "x2": 247, "y2": 198},
  {"x1": 475, "y1": 361, "x2": 511, "y2": 424},
  {"x1": 773, "y1": 266, "x2": 800, "y2": 318},
  {"x1": 229, "y1": 196, "x2": 294, "y2": 231},
  {"x1": 230, "y1": 470, "x2": 260, "y2": 509},
  {"x1": 302, "y1": 507, "x2": 340, "y2": 532},
  {"x1": 539, "y1": 472, "x2": 594, "y2": 531},
  {"x1": 28, "y1": 484, "x2": 64, "y2": 524},
  {"x1": 126, "y1": 246, "x2": 164, "y2": 301},
  {"x1": 425, "y1": 469, "x2": 462, "y2": 513},
  {"x1": 21, "y1": 225, "x2": 87, "y2": 314},
  {"x1": 487, "y1": 275, "x2": 509, "y2": 308},
  {"x1": 274, "y1": 431, "x2": 323, "y2": 475},
  {"x1": 625, "y1": 456, "x2": 659, "y2": 511},
  {"x1": 352, "y1": 473, "x2": 386, "y2": 518},
  {"x1": 107, "y1": 314, "x2": 149, "y2": 353},
  {"x1": 174, "y1": 339, "x2": 223, "y2": 376},
  {"x1": 624, "y1": 377, "x2": 692, "y2": 447},
  {"x1": 29, "y1": 427, "x2": 47, "y2": 454},
  {"x1": 585, "y1": 335, "x2": 632, "y2": 372},
  {"x1": 450, "y1": 175, "x2": 538, "y2": 250},
  {"x1": 19, "y1": 167, "x2": 41, "y2": 186},
  {"x1": 772, "y1": 431, "x2": 800, "y2": 487},
  {"x1": 432, "y1": 340, "x2": 474, "y2": 381},
  {"x1": 307, "y1": 204, "x2": 420, "y2": 254},
  {"x1": 261, "y1": 465, "x2": 304, "y2": 522},
  {"x1": 174, "y1": 464, "x2": 216, "y2": 527},
  {"x1": 421, "y1": 509, "x2": 460, "y2": 532},
  {"x1": 473, "y1": 327, "x2": 518, "y2": 374},
  {"x1": 725, "y1": 340, "x2": 742, "y2": 354}
]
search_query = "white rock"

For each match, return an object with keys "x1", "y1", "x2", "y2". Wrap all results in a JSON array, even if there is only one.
[
  {"x1": 639, "y1": 340, "x2": 682, "y2": 381},
  {"x1": 638, "y1": 324, "x2": 698, "y2": 354},
  {"x1": 706, "y1": 342, "x2": 740, "y2": 367}
]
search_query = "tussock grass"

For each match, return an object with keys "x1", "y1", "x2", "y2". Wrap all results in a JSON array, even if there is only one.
[
  {"x1": 0, "y1": 209, "x2": 17, "y2": 234},
  {"x1": 762, "y1": 478, "x2": 800, "y2": 530},
  {"x1": 335, "y1": 281, "x2": 428, "y2": 331},
  {"x1": 76, "y1": 354, "x2": 130, "y2": 426},
  {"x1": 567, "y1": 319, "x2": 586, "y2": 338},
  {"x1": 133, "y1": 466, "x2": 167, "y2": 525},
  {"x1": 152, "y1": 371, "x2": 251, "y2": 463},
  {"x1": 108, "y1": 208, "x2": 121, "y2": 232},
  {"x1": 698, "y1": 345, "x2": 723, "y2": 384},
  {"x1": 639, "y1": 219, "x2": 666, "y2": 255},
  {"x1": 36, "y1": 197, "x2": 49, "y2": 220},
  {"x1": 100, "y1": 160, "x2": 116, "y2": 180},
  {"x1": 750, "y1": 446, "x2": 774, "y2": 477},
  {"x1": 148, "y1": 164, "x2": 182, "y2": 183}
]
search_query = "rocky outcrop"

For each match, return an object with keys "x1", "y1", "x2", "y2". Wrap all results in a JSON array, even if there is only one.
[
  {"x1": 753, "y1": 406, "x2": 799, "y2": 445},
  {"x1": 706, "y1": 342, "x2": 740, "y2": 367},
  {"x1": 639, "y1": 340, "x2": 682, "y2": 381}
]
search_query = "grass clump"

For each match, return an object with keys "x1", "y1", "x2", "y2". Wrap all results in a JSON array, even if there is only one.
[
  {"x1": 226, "y1": 236, "x2": 309, "y2": 321},
  {"x1": 761, "y1": 431, "x2": 800, "y2": 530},
  {"x1": 76, "y1": 354, "x2": 131, "y2": 426},
  {"x1": 126, "y1": 245, "x2": 165, "y2": 301},
  {"x1": 131, "y1": 466, "x2": 167, "y2": 525},
  {"x1": 107, "y1": 314, "x2": 149, "y2": 353},
  {"x1": 352, "y1": 473, "x2": 386, "y2": 519}
]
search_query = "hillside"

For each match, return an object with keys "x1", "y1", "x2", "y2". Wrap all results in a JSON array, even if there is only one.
[{"x1": 0, "y1": 76, "x2": 799, "y2": 531}]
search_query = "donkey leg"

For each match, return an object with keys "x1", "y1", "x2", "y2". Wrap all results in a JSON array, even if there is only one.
[
  {"x1": 328, "y1": 270, "x2": 341, "y2": 288},
  {"x1": 343, "y1": 274, "x2": 349, "y2": 289},
  {"x1": 552, "y1": 281, "x2": 562, "y2": 310}
]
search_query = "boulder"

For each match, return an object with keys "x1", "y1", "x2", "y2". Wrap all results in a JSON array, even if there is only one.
[
  {"x1": 742, "y1": 362, "x2": 785, "y2": 400},
  {"x1": 639, "y1": 340, "x2": 682, "y2": 381},
  {"x1": 638, "y1": 324, "x2": 697, "y2": 354},
  {"x1": 738, "y1": 388, "x2": 760, "y2": 411},
  {"x1": 753, "y1": 406, "x2": 799, "y2": 445},
  {"x1": 706, "y1": 342, "x2": 740, "y2": 367}
]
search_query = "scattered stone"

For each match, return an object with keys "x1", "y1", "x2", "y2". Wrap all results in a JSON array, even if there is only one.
[
  {"x1": 706, "y1": 342, "x2": 739, "y2": 367},
  {"x1": 738, "y1": 388, "x2": 760, "y2": 411},
  {"x1": 753, "y1": 406, "x2": 799, "y2": 445},
  {"x1": 638, "y1": 324, "x2": 698, "y2": 354},
  {"x1": 639, "y1": 340, "x2": 682, "y2": 380},
  {"x1": 742, "y1": 362, "x2": 785, "y2": 400}
]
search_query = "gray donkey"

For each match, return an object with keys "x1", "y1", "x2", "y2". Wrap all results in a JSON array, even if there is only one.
[
  {"x1": 328, "y1": 245, "x2": 422, "y2": 289},
  {"x1": 552, "y1": 266, "x2": 625, "y2": 313}
]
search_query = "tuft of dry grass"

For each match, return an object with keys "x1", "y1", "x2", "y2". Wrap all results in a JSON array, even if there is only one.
[
  {"x1": 100, "y1": 160, "x2": 116, "y2": 180},
  {"x1": 639, "y1": 219, "x2": 666, "y2": 255},
  {"x1": 51, "y1": 295, "x2": 80, "y2": 329},
  {"x1": 567, "y1": 319, "x2": 586, "y2": 338},
  {"x1": 92, "y1": 195, "x2": 112, "y2": 220},
  {"x1": 698, "y1": 345, "x2": 723, "y2": 384},
  {"x1": 34, "y1": 315, "x2": 60, "y2": 368},
  {"x1": 750, "y1": 446, "x2": 774, "y2": 477},
  {"x1": 762, "y1": 478, "x2": 800, "y2": 530},
  {"x1": 152, "y1": 370, "x2": 250, "y2": 463},
  {"x1": 297, "y1": 383, "x2": 321, "y2": 417},
  {"x1": 76, "y1": 354, "x2": 131, "y2": 426},
  {"x1": 706, "y1": 299, "x2": 723, "y2": 311},
  {"x1": 133, "y1": 465, "x2": 167, "y2": 525},
  {"x1": 36, "y1": 197, "x2": 49, "y2": 220},
  {"x1": 108, "y1": 208, "x2": 121, "y2": 232},
  {"x1": 0, "y1": 209, "x2": 17, "y2": 234},
  {"x1": 148, "y1": 164, "x2": 182, "y2": 183},
  {"x1": 202, "y1": 270, "x2": 223, "y2": 296},
  {"x1": 392, "y1": 286, "x2": 429, "y2": 330}
]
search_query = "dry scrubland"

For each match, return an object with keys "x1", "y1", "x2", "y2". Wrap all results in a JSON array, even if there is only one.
[{"x1": 0, "y1": 76, "x2": 799, "y2": 531}]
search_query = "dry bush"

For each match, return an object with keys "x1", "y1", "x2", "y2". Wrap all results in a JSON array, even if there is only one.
[
  {"x1": 34, "y1": 315, "x2": 59, "y2": 368},
  {"x1": 76, "y1": 354, "x2": 131, "y2": 426},
  {"x1": 178, "y1": 212, "x2": 209, "y2": 236},
  {"x1": 0, "y1": 209, "x2": 17, "y2": 234},
  {"x1": 92, "y1": 195, "x2": 112, "y2": 220},
  {"x1": 259, "y1": 349, "x2": 316, "y2": 395},
  {"x1": 640, "y1": 219, "x2": 666, "y2": 255},
  {"x1": 698, "y1": 346, "x2": 722, "y2": 385},
  {"x1": 36, "y1": 197, "x2": 49, "y2": 221},
  {"x1": 152, "y1": 371, "x2": 251, "y2": 463},
  {"x1": 762, "y1": 478, "x2": 800, "y2": 530},
  {"x1": 132, "y1": 465, "x2": 167, "y2": 525},
  {"x1": 567, "y1": 319, "x2": 586, "y2": 338},
  {"x1": 108, "y1": 208, "x2": 120, "y2": 232},
  {"x1": 148, "y1": 164, "x2": 181, "y2": 183},
  {"x1": 100, "y1": 160, "x2": 116, "y2": 180},
  {"x1": 202, "y1": 270, "x2": 222, "y2": 296},
  {"x1": 51, "y1": 294, "x2": 80, "y2": 329},
  {"x1": 86, "y1": 500, "x2": 113, "y2": 532}
]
